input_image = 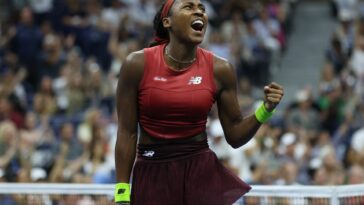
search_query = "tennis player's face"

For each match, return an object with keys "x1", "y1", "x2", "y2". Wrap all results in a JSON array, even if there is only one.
[{"x1": 168, "y1": 0, "x2": 208, "y2": 44}]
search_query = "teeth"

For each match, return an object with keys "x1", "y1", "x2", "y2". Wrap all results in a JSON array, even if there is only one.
[{"x1": 192, "y1": 20, "x2": 204, "y2": 26}]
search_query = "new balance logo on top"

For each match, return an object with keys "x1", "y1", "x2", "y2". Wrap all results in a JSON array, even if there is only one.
[
  {"x1": 188, "y1": 76, "x2": 202, "y2": 85},
  {"x1": 142, "y1": 150, "x2": 155, "y2": 157}
]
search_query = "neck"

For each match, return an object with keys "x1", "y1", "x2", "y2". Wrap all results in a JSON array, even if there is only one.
[{"x1": 164, "y1": 40, "x2": 198, "y2": 70}]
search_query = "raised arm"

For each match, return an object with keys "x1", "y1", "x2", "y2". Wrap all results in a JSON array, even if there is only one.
[
  {"x1": 115, "y1": 51, "x2": 144, "y2": 184},
  {"x1": 214, "y1": 56, "x2": 283, "y2": 148}
]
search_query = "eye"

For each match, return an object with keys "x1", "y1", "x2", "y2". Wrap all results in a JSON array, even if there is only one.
[
  {"x1": 199, "y1": 6, "x2": 206, "y2": 12},
  {"x1": 184, "y1": 5, "x2": 192, "y2": 10}
]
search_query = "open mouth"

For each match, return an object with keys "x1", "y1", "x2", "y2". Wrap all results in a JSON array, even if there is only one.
[{"x1": 191, "y1": 19, "x2": 204, "y2": 32}]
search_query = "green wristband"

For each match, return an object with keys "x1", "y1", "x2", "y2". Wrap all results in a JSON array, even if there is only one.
[
  {"x1": 255, "y1": 102, "x2": 275, "y2": 123},
  {"x1": 114, "y1": 183, "x2": 131, "y2": 203}
]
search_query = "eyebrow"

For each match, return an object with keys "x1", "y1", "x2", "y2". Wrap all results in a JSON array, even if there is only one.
[{"x1": 182, "y1": 1, "x2": 205, "y2": 8}]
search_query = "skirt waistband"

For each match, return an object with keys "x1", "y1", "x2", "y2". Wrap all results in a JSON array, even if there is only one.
[{"x1": 137, "y1": 138, "x2": 209, "y2": 161}]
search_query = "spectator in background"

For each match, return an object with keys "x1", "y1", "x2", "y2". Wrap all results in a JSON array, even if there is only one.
[
  {"x1": 50, "y1": 122, "x2": 87, "y2": 183},
  {"x1": 237, "y1": 77, "x2": 262, "y2": 116},
  {"x1": 319, "y1": 63, "x2": 341, "y2": 96},
  {"x1": 37, "y1": 34, "x2": 66, "y2": 82},
  {"x1": 348, "y1": 124, "x2": 364, "y2": 166},
  {"x1": 108, "y1": 16, "x2": 142, "y2": 78},
  {"x1": 354, "y1": 17, "x2": 364, "y2": 47},
  {"x1": 84, "y1": 61, "x2": 114, "y2": 113},
  {"x1": 220, "y1": 11, "x2": 248, "y2": 68},
  {"x1": 82, "y1": 123, "x2": 112, "y2": 184},
  {"x1": 335, "y1": 10, "x2": 355, "y2": 56},
  {"x1": 286, "y1": 88, "x2": 320, "y2": 134},
  {"x1": 101, "y1": 0, "x2": 129, "y2": 30},
  {"x1": 128, "y1": 0, "x2": 157, "y2": 32},
  {"x1": 9, "y1": 7, "x2": 43, "y2": 90},
  {"x1": 241, "y1": 17, "x2": 271, "y2": 86},
  {"x1": 20, "y1": 111, "x2": 57, "y2": 175},
  {"x1": 350, "y1": 36, "x2": 364, "y2": 74},
  {"x1": 325, "y1": 36, "x2": 347, "y2": 74},
  {"x1": 207, "y1": 30, "x2": 231, "y2": 61},
  {"x1": 65, "y1": 72, "x2": 87, "y2": 115},
  {"x1": 60, "y1": 0, "x2": 88, "y2": 34},
  {"x1": 312, "y1": 166, "x2": 330, "y2": 185},
  {"x1": 275, "y1": 161, "x2": 300, "y2": 185},
  {"x1": 0, "y1": 96, "x2": 25, "y2": 129},
  {"x1": 335, "y1": 0, "x2": 358, "y2": 22},
  {"x1": 33, "y1": 76, "x2": 57, "y2": 117},
  {"x1": 350, "y1": 96, "x2": 364, "y2": 130},
  {"x1": 318, "y1": 78, "x2": 345, "y2": 134},
  {"x1": 77, "y1": 108, "x2": 102, "y2": 146},
  {"x1": 253, "y1": 6, "x2": 283, "y2": 67},
  {"x1": 108, "y1": 16, "x2": 133, "y2": 74},
  {"x1": 53, "y1": 64, "x2": 71, "y2": 112},
  {"x1": 81, "y1": 18, "x2": 112, "y2": 71},
  {"x1": 320, "y1": 150, "x2": 343, "y2": 185},
  {"x1": 19, "y1": 112, "x2": 42, "y2": 158},
  {"x1": 349, "y1": 36, "x2": 364, "y2": 95},
  {"x1": 340, "y1": 165, "x2": 364, "y2": 205},
  {"x1": 29, "y1": 0, "x2": 54, "y2": 25},
  {"x1": 347, "y1": 165, "x2": 364, "y2": 184},
  {"x1": 0, "y1": 60, "x2": 27, "y2": 106},
  {"x1": 0, "y1": 121, "x2": 17, "y2": 179}
]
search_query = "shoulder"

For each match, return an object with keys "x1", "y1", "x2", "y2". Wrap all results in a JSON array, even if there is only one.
[
  {"x1": 213, "y1": 55, "x2": 236, "y2": 90},
  {"x1": 119, "y1": 49, "x2": 145, "y2": 86},
  {"x1": 124, "y1": 49, "x2": 145, "y2": 67}
]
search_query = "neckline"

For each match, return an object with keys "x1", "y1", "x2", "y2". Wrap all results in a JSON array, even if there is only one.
[{"x1": 161, "y1": 44, "x2": 198, "y2": 74}]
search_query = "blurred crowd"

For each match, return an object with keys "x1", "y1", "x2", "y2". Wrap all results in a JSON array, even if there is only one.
[
  {"x1": 1, "y1": 0, "x2": 362, "y2": 199},
  {"x1": 209, "y1": 0, "x2": 364, "y2": 189}
]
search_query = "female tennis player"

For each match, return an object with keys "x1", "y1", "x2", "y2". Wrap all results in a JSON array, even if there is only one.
[{"x1": 114, "y1": 0, "x2": 284, "y2": 204}]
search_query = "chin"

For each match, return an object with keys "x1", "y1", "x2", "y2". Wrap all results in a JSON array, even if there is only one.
[
  {"x1": 184, "y1": 29, "x2": 204, "y2": 43},
  {"x1": 191, "y1": 39, "x2": 204, "y2": 45},
  {"x1": 189, "y1": 35, "x2": 205, "y2": 45}
]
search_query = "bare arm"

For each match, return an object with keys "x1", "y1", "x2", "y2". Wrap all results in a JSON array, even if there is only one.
[
  {"x1": 0, "y1": 138, "x2": 16, "y2": 168},
  {"x1": 214, "y1": 56, "x2": 283, "y2": 148},
  {"x1": 115, "y1": 51, "x2": 144, "y2": 183}
]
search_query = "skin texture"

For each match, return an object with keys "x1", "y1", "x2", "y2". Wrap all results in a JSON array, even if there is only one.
[
  {"x1": 115, "y1": 51, "x2": 143, "y2": 184},
  {"x1": 114, "y1": 0, "x2": 284, "y2": 202}
]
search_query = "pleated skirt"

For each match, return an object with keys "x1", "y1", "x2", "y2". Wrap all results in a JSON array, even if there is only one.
[{"x1": 131, "y1": 138, "x2": 251, "y2": 205}]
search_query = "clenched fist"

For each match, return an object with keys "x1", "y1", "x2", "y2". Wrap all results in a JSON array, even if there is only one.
[{"x1": 263, "y1": 82, "x2": 284, "y2": 112}]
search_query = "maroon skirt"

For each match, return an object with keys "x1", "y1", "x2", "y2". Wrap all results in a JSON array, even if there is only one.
[{"x1": 131, "y1": 138, "x2": 251, "y2": 205}]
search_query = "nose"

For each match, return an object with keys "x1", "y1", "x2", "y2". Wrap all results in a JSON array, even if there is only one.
[{"x1": 193, "y1": 8, "x2": 204, "y2": 16}]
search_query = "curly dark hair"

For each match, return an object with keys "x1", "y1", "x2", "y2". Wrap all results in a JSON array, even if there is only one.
[{"x1": 149, "y1": 1, "x2": 175, "y2": 47}]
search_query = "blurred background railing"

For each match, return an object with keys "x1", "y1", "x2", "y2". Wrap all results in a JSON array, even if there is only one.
[{"x1": 0, "y1": 184, "x2": 364, "y2": 205}]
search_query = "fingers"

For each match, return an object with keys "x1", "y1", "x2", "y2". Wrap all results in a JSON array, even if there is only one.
[
  {"x1": 264, "y1": 87, "x2": 284, "y2": 96},
  {"x1": 266, "y1": 93, "x2": 282, "y2": 99},
  {"x1": 265, "y1": 93, "x2": 283, "y2": 103},
  {"x1": 264, "y1": 82, "x2": 284, "y2": 109},
  {"x1": 268, "y1": 82, "x2": 283, "y2": 90},
  {"x1": 266, "y1": 96, "x2": 282, "y2": 103}
]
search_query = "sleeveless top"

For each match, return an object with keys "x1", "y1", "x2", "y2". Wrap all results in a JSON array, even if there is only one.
[{"x1": 138, "y1": 44, "x2": 216, "y2": 139}]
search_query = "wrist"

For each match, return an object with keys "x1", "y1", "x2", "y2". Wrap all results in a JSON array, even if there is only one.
[
  {"x1": 255, "y1": 102, "x2": 275, "y2": 123},
  {"x1": 114, "y1": 183, "x2": 131, "y2": 203},
  {"x1": 263, "y1": 101, "x2": 274, "y2": 112}
]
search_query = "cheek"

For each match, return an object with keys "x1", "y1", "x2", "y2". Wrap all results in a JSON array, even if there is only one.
[{"x1": 171, "y1": 13, "x2": 190, "y2": 29}]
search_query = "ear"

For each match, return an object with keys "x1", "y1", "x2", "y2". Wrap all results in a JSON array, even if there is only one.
[{"x1": 162, "y1": 17, "x2": 172, "y2": 29}]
